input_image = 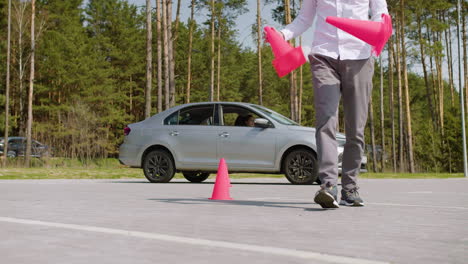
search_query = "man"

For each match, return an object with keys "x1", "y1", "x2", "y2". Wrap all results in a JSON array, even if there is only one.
[{"x1": 277, "y1": 0, "x2": 389, "y2": 208}]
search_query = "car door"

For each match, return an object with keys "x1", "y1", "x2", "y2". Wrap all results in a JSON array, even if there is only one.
[
  {"x1": 217, "y1": 104, "x2": 277, "y2": 169},
  {"x1": 163, "y1": 104, "x2": 219, "y2": 170},
  {"x1": 9, "y1": 139, "x2": 25, "y2": 156}
]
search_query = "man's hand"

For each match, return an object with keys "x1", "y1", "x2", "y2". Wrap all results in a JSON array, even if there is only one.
[{"x1": 263, "y1": 27, "x2": 285, "y2": 44}]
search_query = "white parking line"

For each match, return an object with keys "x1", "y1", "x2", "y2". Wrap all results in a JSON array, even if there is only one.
[{"x1": 0, "y1": 216, "x2": 388, "y2": 264}]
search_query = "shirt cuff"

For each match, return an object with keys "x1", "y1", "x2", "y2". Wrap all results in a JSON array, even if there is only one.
[{"x1": 280, "y1": 28, "x2": 294, "y2": 41}]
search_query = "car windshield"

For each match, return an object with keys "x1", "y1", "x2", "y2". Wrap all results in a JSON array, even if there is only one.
[{"x1": 249, "y1": 105, "x2": 298, "y2": 126}]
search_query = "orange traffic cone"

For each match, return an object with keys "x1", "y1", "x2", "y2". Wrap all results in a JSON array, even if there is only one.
[
  {"x1": 264, "y1": 26, "x2": 307, "y2": 78},
  {"x1": 209, "y1": 158, "x2": 233, "y2": 200},
  {"x1": 326, "y1": 14, "x2": 392, "y2": 56}
]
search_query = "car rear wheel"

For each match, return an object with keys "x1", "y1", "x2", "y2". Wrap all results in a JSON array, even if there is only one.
[
  {"x1": 183, "y1": 172, "x2": 210, "y2": 183},
  {"x1": 283, "y1": 149, "x2": 318, "y2": 185},
  {"x1": 143, "y1": 150, "x2": 175, "y2": 183}
]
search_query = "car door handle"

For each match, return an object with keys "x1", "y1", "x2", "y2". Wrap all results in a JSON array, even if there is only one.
[
  {"x1": 219, "y1": 132, "x2": 229, "y2": 138},
  {"x1": 169, "y1": 131, "x2": 179, "y2": 136}
]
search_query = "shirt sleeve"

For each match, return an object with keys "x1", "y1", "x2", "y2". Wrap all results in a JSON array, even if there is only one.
[
  {"x1": 370, "y1": 0, "x2": 389, "y2": 22},
  {"x1": 280, "y1": 0, "x2": 317, "y2": 41}
]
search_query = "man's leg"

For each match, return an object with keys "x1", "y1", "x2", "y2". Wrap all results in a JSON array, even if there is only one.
[
  {"x1": 339, "y1": 57, "x2": 374, "y2": 205},
  {"x1": 309, "y1": 54, "x2": 341, "y2": 208}
]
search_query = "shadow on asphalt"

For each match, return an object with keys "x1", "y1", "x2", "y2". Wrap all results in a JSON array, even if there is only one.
[
  {"x1": 111, "y1": 181, "x2": 324, "y2": 186},
  {"x1": 148, "y1": 198, "x2": 326, "y2": 211}
]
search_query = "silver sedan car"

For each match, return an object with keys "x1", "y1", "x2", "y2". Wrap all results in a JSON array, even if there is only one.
[{"x1": 119, "y1": 102, "x2": 366, "y2": 184}]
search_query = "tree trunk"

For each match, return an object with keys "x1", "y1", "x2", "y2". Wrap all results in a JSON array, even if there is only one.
[
  {"x1": 174, "y1": 0, "x2": 181, "y2": 41},
  {"x1": 443, "y1": 12, "x2": 455, "y2": 106},
  {"x1": 257, "y1": 0, "x2": 263, "y2": 105},
  {"x1": 299, "y1": 37, "x2": 303, "y2": 124},
  {"x1": 186, "y1": 0, "x2": 194, "y2": 104},
  {"x1": 428, "y1": 30, "x2": 439, "y2": 128},
  {"x1": 216, "y1": 10, "x2": 221, "y2": 101},
  {"x1": 162, "y1": 0, "x2": 169, "y2": 109},
  {"x1": 369, "y1": 95, "x2": 377, "y2": 173},
  {"x1": 25, "y1": 0, "x2": 35, "y2": 167},
  {"x1": 435, "y1": 18, "x2": 444, "y2": 134},
  {"x1": 298, "y1": 0, "x2": 303, "y2": 124},
  {"x1": 145, "y1": 0, "x2": 152, "y2": 119},
  {"x1": 14, "y1": 1, "x2": 27, "y2": 137},
  {"x1": 210, "y1": 0, "x2": 215, "y2": 101},
  {"x1": 416, "y1": 15, "x2": 437, "y2": 130},
  {"x1": 157, "y1": 0, "x2": 162, "y2": 112},
  {"x1": 395, "y1": 18, "x2": 404, "y2": 172},
  {"x1": 388, "y1": 37, "x2": 397, "y2": 172},
  {"x1": 284, "y1": 0, "x2": 297, "y2": 121},
  {"x1": 379, "y1": 56, "x2": 385, "y2": 172},
  {"x1": 400, "y1": 0, "x2": 415, "y2": 173},
  {"x1": 167, "y1": 0, "x2": 175, "y2": 107},
  {"x1": 3, "y1": 0, "x2": 12, "y2": 166}
]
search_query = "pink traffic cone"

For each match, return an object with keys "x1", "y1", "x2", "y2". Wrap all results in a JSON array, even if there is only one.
[
  {"x1": 209, "y1": 158, "x2": 233, "y2": 200},
  {"x1": 264, "y1": 26, "x2": 307, "y2": 78},
  {"x1": 326, "y1": 14, "x2": 392, "y2": 56}
]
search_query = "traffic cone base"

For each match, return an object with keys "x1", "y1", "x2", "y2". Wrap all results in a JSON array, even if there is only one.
[
  {"x1": 209, "y1": 158, "x2": 233, "y2": 200},
  {"x1": 264, "y1": 26, "x2": 307, "y2": 78},
  {"x1": 326, "y1": 14, "x2": 392, "y2": 56},
  {"x1": 273, "y1": 46, "x2": 306, "y2": 78}
]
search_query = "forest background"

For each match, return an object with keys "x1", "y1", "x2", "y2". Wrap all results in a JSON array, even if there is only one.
[{"x1": 0, "y1": 0, "x2": 467, "y2": 173}]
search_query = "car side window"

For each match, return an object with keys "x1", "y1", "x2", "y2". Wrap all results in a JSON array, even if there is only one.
[
  {"x1": 221, "y1": 105, "x2": 261, "y2": 127},
  {"x1": 9, "y1": 139, "x2": 22, "y2": 146},
  {"x1": 174, "y1": 105, "x2": 215, "y2": 126}
]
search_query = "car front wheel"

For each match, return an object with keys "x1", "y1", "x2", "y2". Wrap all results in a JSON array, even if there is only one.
[
  {"x1": 283, "y1": 149, "x2": 318, "y2": 185},
  {"x1": 183, "y1": 172, "x2": 210, "y2": 183},
  {"x1": 143, "y1": 150, "x2": 175, "y2": 183}
]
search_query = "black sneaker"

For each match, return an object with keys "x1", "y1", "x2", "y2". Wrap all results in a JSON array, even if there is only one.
[
  {"x1": 314, "y1": 185, "x2": 339, "y2": 209},
  {"x1": 339, "y1": 189, "x2": 364, "y2": 206}
]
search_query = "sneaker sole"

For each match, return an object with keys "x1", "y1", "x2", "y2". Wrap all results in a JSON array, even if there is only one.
[
  {"x1": 339, "y1": 200, "x2": 364, "y2": 207},
  {"x1": 314, "y1": 191, "x2": 339, "y2": 209}
]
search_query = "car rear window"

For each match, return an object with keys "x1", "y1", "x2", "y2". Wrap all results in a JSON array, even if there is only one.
[
  {"x1": 164, "y1": 105, "x2": 216, "y2": 126},
  {"x1": 164, "y1": 111, "x2": 179, "y2": 125}
]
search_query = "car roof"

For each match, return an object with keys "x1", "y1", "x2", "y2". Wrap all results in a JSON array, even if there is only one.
[
  {"x1": 171, "y1": 102, "x2": 258, "y2": 108},
  {"x1": 0, "y1": 137, "x2": 26, "y2": 140},
  {"x1": 0, "y1": 137, "x2": 42, "y2": 143},
  {"x1": 153, "y1": 102, "x2": 262, "y2": 118}
]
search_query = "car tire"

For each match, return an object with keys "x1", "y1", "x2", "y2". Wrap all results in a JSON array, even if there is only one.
[
  {"x1": 283, "y1": 149, "x2": 318, "y2": 185},
  {"x1": 183, "y1": 172, "x2": 210, "y2": 183},
  {"x1": 7, "y1": 151, "x2": 16, "y2": 158},
  {"x1": 143, "y1": 150, "x2": 175, "y2": 183}
]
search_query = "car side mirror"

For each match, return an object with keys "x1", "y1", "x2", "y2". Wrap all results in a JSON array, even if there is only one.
[{"x1": 254, "y1": 118, "x2": 271, "y2": 128}]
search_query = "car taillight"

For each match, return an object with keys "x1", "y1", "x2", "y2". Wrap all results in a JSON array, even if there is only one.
[{"x1": 124, "y1": 126, "x2": 131, "y2": 136}]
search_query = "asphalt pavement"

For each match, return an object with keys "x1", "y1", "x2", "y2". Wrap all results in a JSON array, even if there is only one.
[{"x1": 0, "y1": 177, "x2": 467, "y2": 264}]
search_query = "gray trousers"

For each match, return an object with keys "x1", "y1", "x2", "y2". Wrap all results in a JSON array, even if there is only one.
[{"x1": 309, "y1": 54, "x2": 374, "y2": 191}]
